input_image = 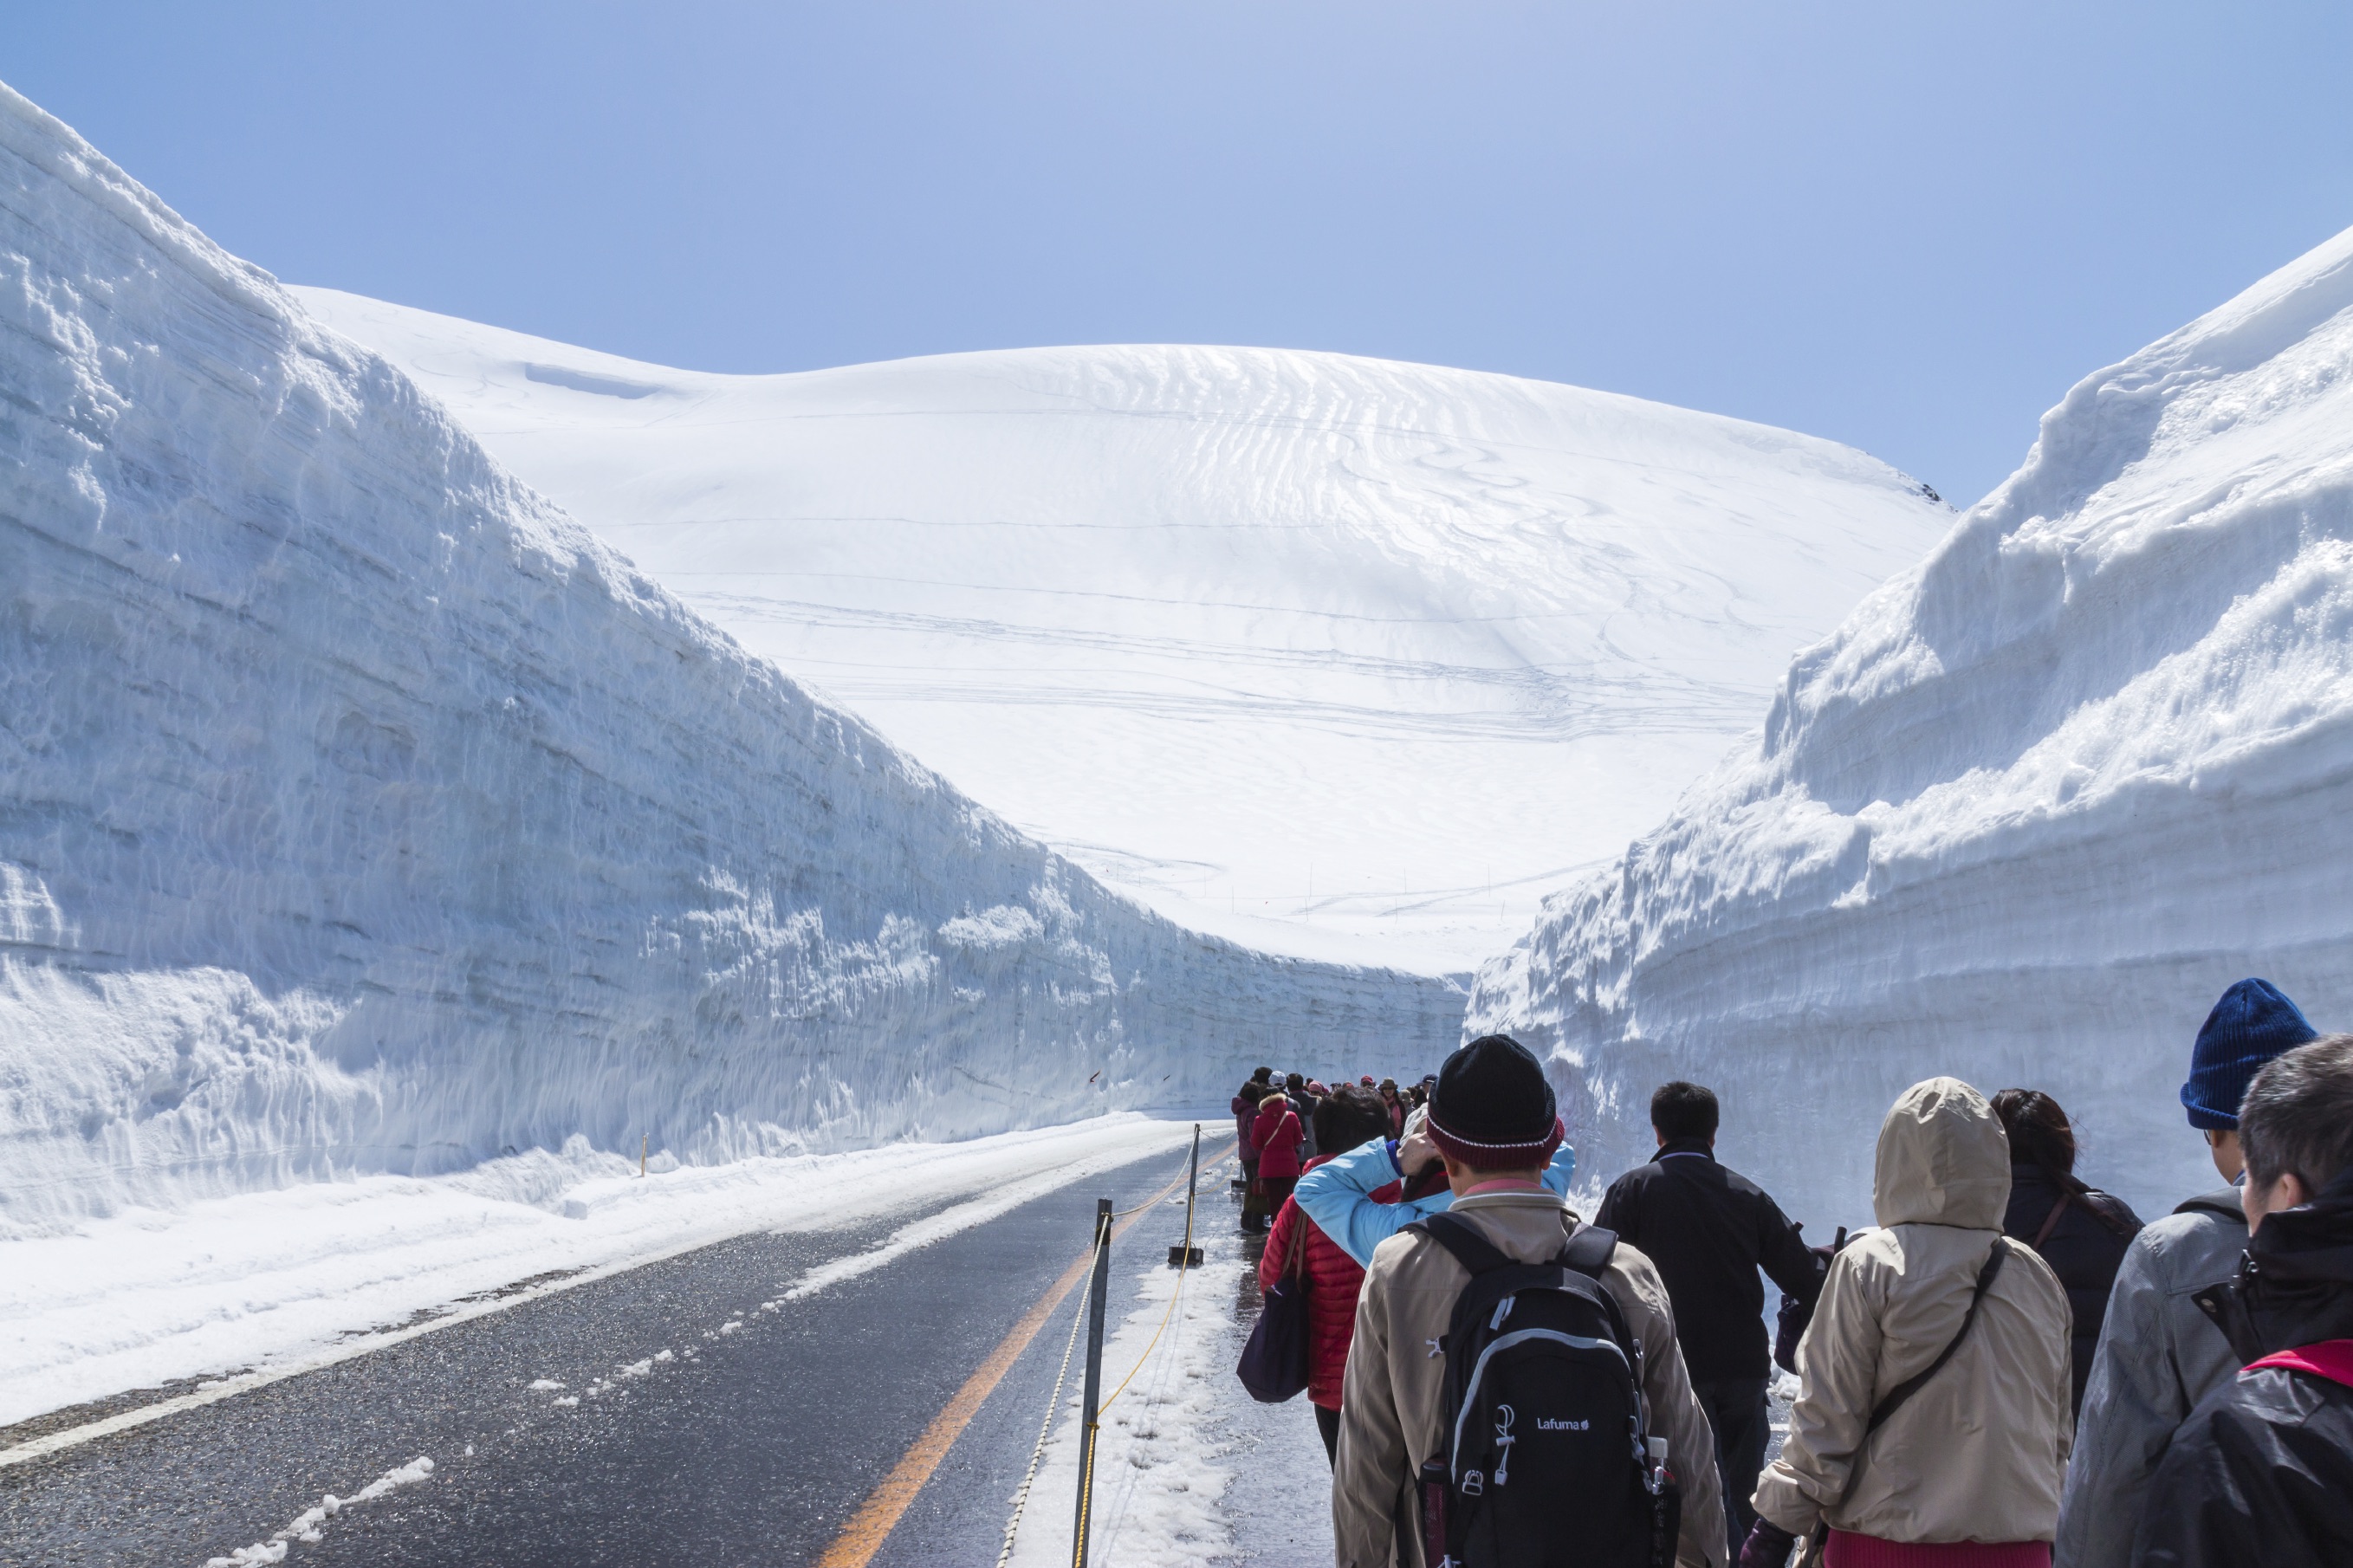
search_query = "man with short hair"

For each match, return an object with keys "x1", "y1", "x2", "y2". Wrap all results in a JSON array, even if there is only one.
[
  {"x1": 2057, "y1": 978, "x2": 2319, "y2": 1568},
  {"x1": 1332, "y1": 1034, "x2": 1726, "y2": 1568},
  {"x1": 1595, "y1": 1080, "x2": 1818, "y2": 1552},
  {"x1": 2131, "y1": 1034, "x2": 2353, "y2": 1565}
]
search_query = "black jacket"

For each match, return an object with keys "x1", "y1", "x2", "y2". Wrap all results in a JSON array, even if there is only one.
[
  {"x1": 1594, "y1": 1140, "x2": 1818, "y2": 1383},
  {"x1": 2132, "y1": 1169, "x2": 2353, "y2": 1566},
  {"x1": 2001, "y1": 1164, "x2": 2143, "y2": 1414}
]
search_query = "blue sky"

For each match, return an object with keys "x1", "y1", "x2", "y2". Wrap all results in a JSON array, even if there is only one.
[{"x1": 6, "y1": 3, "x2": 2351, "y2": 506}]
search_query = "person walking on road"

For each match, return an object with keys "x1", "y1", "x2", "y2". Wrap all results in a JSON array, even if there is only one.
[
  {"x1": 2056, "y1": 978, "x2": 2319, "y2": 1568},
  {"x1": 1286, "y1": 1072, "x2": 1321, "y2": 1161},
  {"x1": 1332, "y1": 1034, "x2": 1727, "y2": 1568},
  {"x1": 1990, "y1": 1089, "x2": 2142, "y2": 1417},
  {"x1": 1258, "y1": 1085, "x2": 1401, "y2": 1466},
  {"x1": 1235, "y1": 1067, "x2": 1275, "y2": 1232},
  {"x1": 1251, "y1": 1091, "x2": 1305, "y2": 1222},
  {"x1": 1740, "y1": 1078, "x2": 2072, "y2": 1568},
  {"x1": 1596, "y1": 1081, "x2": 1823, "y2": 1554},
  {"x1": 2132, "y1": 1034, "x2": 2353, "y2": 1566}
]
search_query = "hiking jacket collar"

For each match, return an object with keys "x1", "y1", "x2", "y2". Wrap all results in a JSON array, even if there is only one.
[
  {"x1": 2201, "y1": 1169, "x2": 2353, "y2": 1364},
  {"x1": 1657, "y1": 1137, "x2": 1715, "y2": 1163},
  {"x1": 2250, "y1": 1168, "x2": 2353, "y2": 1286}
]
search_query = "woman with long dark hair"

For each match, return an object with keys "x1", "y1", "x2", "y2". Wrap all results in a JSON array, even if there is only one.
[{"x1": 1990, "y1": 1088, "x2": 2144, "y2": 1416}]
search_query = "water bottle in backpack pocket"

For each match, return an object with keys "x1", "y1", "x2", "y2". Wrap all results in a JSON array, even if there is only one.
[{"x1": 1407, "y1": 1213, "x2": 1678, "y2": 1568}]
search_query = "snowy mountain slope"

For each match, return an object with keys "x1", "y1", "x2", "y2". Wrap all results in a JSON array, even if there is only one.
[
  {"x1": 291, "y1": 290, "x2": 1954, "y2": 974},
  {"x1": 1469, "y1": 223, "x2": 2353, "y2": 1228},
  {"x1": 0, "y1": 81, "x2": 1463, "y2": 1245}
]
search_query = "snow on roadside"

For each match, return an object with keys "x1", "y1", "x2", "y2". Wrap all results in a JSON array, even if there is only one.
[{"x1": 0, "y1": 1115, "x2": 1193, "y2": 1429}]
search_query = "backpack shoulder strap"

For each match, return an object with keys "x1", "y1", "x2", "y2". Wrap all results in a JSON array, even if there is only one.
[
  {"x1": 1559, "y1": 1221, "x2": 1617, "y2": 1279},
  {"x1": 2175, "y1": 1188, "x2": 2246, "y2": 1222},
  {"x1": 1406, "y1": 1211, "x2": 1513, "y2": 1279},
  {"x1": 1865, "y1": 1237, "x2": 2010, "y2": 1436}
]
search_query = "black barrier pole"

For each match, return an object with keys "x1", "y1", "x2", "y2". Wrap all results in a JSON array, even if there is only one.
[
  {"x1": 1168, "y1": 1124, "x2": 1203, "y2": 1267},
  {"x1": 1072, "y1": 1196, "x2": 1112, "y2": 1568}
]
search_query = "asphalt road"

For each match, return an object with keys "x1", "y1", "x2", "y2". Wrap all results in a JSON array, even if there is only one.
[{"x1": 0, "y1": 1142, "x2": 1222, "y2": 1568}]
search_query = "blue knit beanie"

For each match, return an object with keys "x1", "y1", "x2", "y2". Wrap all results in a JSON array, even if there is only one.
[{"x1": 2181, "y1": 978, "x2": 2318, "y2": 1130}]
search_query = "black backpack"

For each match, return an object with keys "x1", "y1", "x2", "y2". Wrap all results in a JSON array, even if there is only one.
[{"x1": 1406, "y1": 1212, "x2": 1679, "y2": 1568}]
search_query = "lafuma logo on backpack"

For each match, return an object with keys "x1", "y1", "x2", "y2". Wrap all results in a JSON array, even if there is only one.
[{"x1": 1535, "y1": 1416, "x2": 1591, "y2": 1431}]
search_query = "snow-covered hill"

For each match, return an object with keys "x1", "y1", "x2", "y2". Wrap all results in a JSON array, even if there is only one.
[
  {"x1": 0, "y1": 81, "x2": 1463, "y2": 1244},
  {"x1": 292, "y1": 291, "x2": 1953, "y2": 974},
  {"x1": 1470, "y1": 224, "x2": 2353, "y2": 1228}
]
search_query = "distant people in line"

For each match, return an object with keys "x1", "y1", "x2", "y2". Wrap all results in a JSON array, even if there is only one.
[
  {"x1": 1257, "y1": 1086, "x2": 1412, "y2": 1466},
  {"x1": 1286, "y1": 1072, "x2": 1320, "y2": 1160},
  {"x1": 1742, "y1": 1078, "x2": 2071, "y2": 1568},
  {"x1": 2132, "y1": 1034, "x2": 2353, "y2": 1565},
  {"x1": 1377, "y1": 1078, "x2": 1405, "y2": 1136},
  {"x1": 2057, "y1": 979, "x2": 2320, "y2": 1568},
  {"x1": 1331, "y1": 1034, "x2": 1727, "y2": 1568},
  {"x1": 1250, "y1": 1091, "x2": 1305, "y2": 1229},
  {"x1": 1598, "y1": 1080, "x2": 1822, "y2": 1554},
  {"x1": 1235, "y1": 1066, "x2": 1275, "y2": 1232},
  {"x1": 1991, "y1": 1089, "x2": 2143, "y2": 1417}
]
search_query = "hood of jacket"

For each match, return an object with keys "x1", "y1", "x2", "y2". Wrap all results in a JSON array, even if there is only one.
[{"x1": 1872, "y1": 1077, "x2": 2013, "y2": 1230}]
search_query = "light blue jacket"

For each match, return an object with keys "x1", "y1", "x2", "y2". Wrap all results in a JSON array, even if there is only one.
[{"x1": 1292, "y1": 1134, "x2": 1577, "y2": 1268}]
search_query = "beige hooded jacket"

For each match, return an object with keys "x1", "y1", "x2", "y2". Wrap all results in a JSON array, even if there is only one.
[
  {"x1": 1332, "y1": 1188, "x2": 1727, "y2": 1568},
  {"x1": 1753, "y1": 1078, "x2": 2073, "y2": 1546}
]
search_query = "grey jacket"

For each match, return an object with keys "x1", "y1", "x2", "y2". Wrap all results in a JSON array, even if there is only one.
[{"x1": 2052, "y1": 1188, "x2": 2246, "y2": 1568}]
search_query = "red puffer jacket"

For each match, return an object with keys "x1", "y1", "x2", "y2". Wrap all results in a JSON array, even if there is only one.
[
  {"x1": 1250, "y1": 1104, "x2": 1303, "y2": 1180},
  {"x1": 1259, "y1": 1153, "x2": 1404, "y2": 1409}
]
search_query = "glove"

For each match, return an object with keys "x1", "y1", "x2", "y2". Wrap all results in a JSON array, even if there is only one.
[{"x1": 1738, "y1": 1519, "x2": 1797, "y2": 1568}]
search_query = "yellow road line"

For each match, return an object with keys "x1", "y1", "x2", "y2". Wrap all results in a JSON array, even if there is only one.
[{"x1": 816, "y1": 1141, "x2": 1234, "y2": 1568}]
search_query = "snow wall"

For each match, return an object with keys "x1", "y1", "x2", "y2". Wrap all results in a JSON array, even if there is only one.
[
  {"x1": 0, "y1": 83, "x2": 1463, "y2": 1242},
  {"x1": 1469, "y1": 223, "x2": 2353, "y2": 1230}
]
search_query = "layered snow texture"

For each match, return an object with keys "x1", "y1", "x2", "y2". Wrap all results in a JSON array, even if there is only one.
[
  {"x1": 292, "y1": 289, "x2": 1953, "y2": 974},
  {"x1": 0, "y1": 82, "x2": 1462, "y2": 1243},
  {"x1": 1471, "y1": 224, "x2": 2353, "y2": 1227}
]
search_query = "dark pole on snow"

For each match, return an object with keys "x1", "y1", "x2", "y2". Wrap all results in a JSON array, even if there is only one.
[
  {"x1": 1073, "y1": 1196, "x2": 1112, "y2": 1568},
  {"x1": 1168, "y1": 1124, "x2": 1202, "y2": 1267}
]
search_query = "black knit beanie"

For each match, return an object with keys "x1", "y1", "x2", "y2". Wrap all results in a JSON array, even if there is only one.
[{"x1": 1427, "y1": 1034, "x2": 1563, "y2": 1171}]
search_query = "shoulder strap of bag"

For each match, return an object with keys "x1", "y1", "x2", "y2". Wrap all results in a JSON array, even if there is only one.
[
  {"x1": 1408, "y1": 1210, "x2": 1512, "y2": 1278},
  {"x1": 2031, "y1": 1193, "x2": 2071, "y2": 1249},
  {"x1": 1558, "y1": 1221, "x2": 1618, "y2": 1279},
  {"x1": 1865, "y1": 1238, "x2": 2011, "y2": 1436},
  {"x1": 1281, "y1": 1207, "x2": 1309, "y2": 1284},
  {"x1": 2175, "y1": 1187, "x2": 2246, "y2": 1221}
]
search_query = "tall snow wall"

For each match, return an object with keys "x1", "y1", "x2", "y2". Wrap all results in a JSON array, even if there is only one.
[
  {"x1": 1468, "y1": 224, "x2": 2353, "y2": 1229},
  {"x1": 0, "y1": 84, "x2": 1462, "y2": 1241}
]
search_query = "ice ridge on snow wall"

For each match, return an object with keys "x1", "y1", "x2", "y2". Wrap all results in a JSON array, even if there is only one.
[
  {"x1": 1469, "y1": 223, "x2": 2353, "y2": 1229},
  {"x1": 0, "y1": 82, "x2": 1462, "y2": 1241}
]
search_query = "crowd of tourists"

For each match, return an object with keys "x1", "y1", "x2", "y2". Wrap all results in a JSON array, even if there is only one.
[{"x1": 1230, "y1": 980, "x2": 2353, "y2": 1567}]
